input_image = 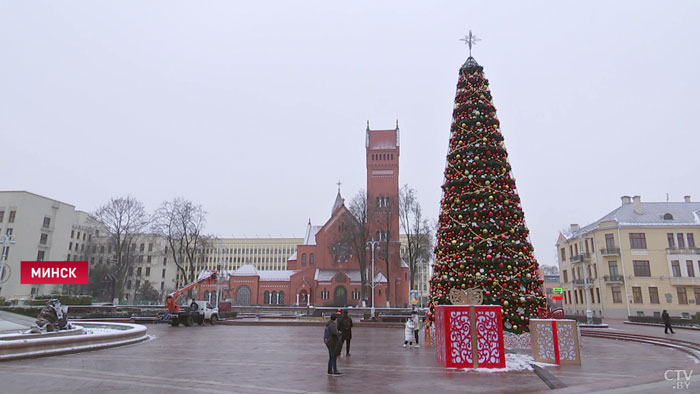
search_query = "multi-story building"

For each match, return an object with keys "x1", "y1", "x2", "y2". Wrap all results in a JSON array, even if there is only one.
[
  {"x1": 399, "y1": 233, "x2": 432, "y2": 305},
  {"x1": 0, "y1": 191, "x2": 95, "y2": 304},
  {"x1": 557, "y1": 195, "x2": 700, "y2": 319}
]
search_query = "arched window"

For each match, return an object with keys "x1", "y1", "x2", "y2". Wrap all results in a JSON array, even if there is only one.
[
  {"x1": 302, "y1": 253, "x2": 306, "y2": 266},
  {"x1": 271, "y1": 291, "x2": 277, "y2": 305},
  {"x1": 663, "y1": 213, "x2": 674, "y2": 220},
  {"x1": 309, "y1": 253, "x2": 314, "y2": 265},
  {"x1": 279, "y1": 291, "x2": 285, "y2": 305},
  {"x1": 203, "y1": 291, "x2": 209, "y2": 301},
  {"x1": 264, "y1": 291, "x2": 270, "y2": 305}
]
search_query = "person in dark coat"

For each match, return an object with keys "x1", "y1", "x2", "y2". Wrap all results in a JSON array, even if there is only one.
[
  {"x1": 338, "y1": 310, "x2": 353, "y2": 356},
  {"x1": 324, "y1": 314, "x2": 342, "y2": 375},
  {"x1": 662, "y1": 310, "x2": 674, "y2": 334}
]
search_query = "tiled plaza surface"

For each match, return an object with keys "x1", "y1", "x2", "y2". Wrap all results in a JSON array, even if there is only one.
[{"x1": 0, "y1": 321, "x2": 698, "y2": 394}]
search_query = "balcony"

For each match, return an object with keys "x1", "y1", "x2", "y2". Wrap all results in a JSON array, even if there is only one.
[
  {"x1": 670, "y1": 277, "x2": 700, "y2": 286},
  {"x1": 666, "y1": 248, "x2": 700, "y2": 255},
  {"x1": 603, "y1": 275, "x2": 624, "y2": 284},
  {"x1": 571, "y1": 278, "x2": 593, "y2": 287},
  {"x1": 600, "y1": 247, "x2": 621, "y2": 256},
  {"x1": 569, "y1": 253, "x2": 590, "y2": 263}
]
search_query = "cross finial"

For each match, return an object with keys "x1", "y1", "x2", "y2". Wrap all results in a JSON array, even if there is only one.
[
  {"x1": 460, "y1": 30, "x2": 481, "y2": 56},
  {"x1": 336, "y1": 180, "x2": 342, "y2": 193}
]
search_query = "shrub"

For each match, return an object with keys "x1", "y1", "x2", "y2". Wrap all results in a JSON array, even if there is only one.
[{"x1": 31, "y1": 295, "x2": 92, "y2": 306}]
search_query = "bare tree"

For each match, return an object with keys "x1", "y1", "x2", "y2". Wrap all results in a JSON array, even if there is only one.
[
  {"x1": 93, "y1": 196, "x2": 150, "y2": 299},
  {"x1": 152, "y1": 198, "x2": 207, "y2": 288},
  {"x1": 399, "y1": 185, "x2": 434, "y2": 290},
  {"x1": 341, "y1": 190, "x2": 371, "y2": 301},
  {"x1": 374, "y1": 195, "x2": 398, "y2": 306}
]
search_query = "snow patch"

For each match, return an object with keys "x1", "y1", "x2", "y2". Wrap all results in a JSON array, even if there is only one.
[{"x1": 458, "y1": 353, "x2": 555, "y2": 373}]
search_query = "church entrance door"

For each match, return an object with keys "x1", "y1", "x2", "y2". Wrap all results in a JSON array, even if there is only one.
[
  {"x1": 333, "y1": 286, "x2": 347, "y2": 306},
  {"x1": 236, "y1": 286, "x2": 251, "y2": 306}
]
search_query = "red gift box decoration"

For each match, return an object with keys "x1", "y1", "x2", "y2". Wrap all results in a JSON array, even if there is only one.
[{"x1": 435, "y1": 305, "x2": 505, "y2": 369}]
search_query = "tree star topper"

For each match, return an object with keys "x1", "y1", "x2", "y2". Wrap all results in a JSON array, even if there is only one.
[{"x1": 460, "y1": 30, "x2": 481, "y2": 56}]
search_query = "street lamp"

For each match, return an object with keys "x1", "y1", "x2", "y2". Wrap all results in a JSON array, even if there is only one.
[
  {"x1": 366, "y1": 238, "x2": 379, "y2": 319},
  {"x1": 0, "y1": 234, "x2": 16, "y2": 284},
  {"x1": 579, "y1": 235, "x2": 593, "y2": 325}
]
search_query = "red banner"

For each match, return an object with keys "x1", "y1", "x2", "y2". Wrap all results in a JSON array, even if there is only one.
[{"x1": 21, "y1": 261, "x2": 89, "y2": 284}]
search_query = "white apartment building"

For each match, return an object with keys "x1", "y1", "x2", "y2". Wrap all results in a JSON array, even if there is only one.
[{"x1": 0, "y1": 191, "x2": 94, "y2": 304}]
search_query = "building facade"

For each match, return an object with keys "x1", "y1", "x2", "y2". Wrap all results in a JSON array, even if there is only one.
[
  {"x1": 0, "y1": 191, "x2": 94, "y2": 304},
  {"x1": 197, "y1": 124, "x2": 410, "y2": 307},
  {"x1": 557, "y1": 195, "x2": 700, "y2": 319}
]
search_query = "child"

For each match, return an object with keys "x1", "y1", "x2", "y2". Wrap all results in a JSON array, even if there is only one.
[{"x1": 403, "y1": 318, "x2": 415, "y2": 347}]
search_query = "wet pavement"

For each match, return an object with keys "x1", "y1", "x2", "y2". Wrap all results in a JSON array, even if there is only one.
[{"x1": 0, "y1": 321, "x2": 697, "y2": 393}]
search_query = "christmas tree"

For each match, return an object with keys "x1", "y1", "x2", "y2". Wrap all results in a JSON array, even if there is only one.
[{"x1": 428, "y1": 40, "x2": 546, "y2": 334}]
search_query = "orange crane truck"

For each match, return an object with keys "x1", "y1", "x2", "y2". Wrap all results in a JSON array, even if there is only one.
[{"x1": 165, "y1": 271, "x2": 220, "y2": 327}]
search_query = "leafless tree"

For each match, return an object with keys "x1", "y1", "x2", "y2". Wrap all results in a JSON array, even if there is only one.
[
  {"x1": 399, "y1": 185, "x2": 434, "y2": 290},
  {"x1": 93, "y1": 196, "x2": 150, "y2": 299},
  {"x1": 373, "y1": 194, "x2": 399, "y2": 306},
  {"x1": 340, "y1": 190, "x2": 371, "y2": 301},
  {"x1": 152, "y1": 198, "x2": 208, "y2": 288}
]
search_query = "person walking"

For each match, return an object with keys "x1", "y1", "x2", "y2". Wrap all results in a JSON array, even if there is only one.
[
  {"x1": 411, "y1": 311, "x2": 421, "y2": 347},
  {"x1": 324, "y1": 314, "x2": 342, "y2": 376},
  {"x1": 403, "y1": 317, "x2": 415, "y2": 347},
  {"x1": 338, "y1": 310, "x2": 353, "y2": 356},
  {"x1": 662, "y1": 310, "x2": 674, "y2": 334}
]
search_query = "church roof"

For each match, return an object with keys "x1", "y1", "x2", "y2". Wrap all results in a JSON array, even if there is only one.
[
  {"x1": 287, "y1": 251, "x2": 297, "y2": 261},
  {"x1": 198, "y1": 265, "x2": 297, "y2": 282},
  {"x1": 332, "y1": 191, "x2": 344, "y2": 215},
  {"x1": 303, "y1": 222, "x2": 323, "y2": 245},
  {"x1": 313, "y1": 269, "x2": 387, "y2": 283}
]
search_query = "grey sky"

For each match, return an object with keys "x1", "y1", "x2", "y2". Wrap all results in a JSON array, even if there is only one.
[{"x1": 2, "y1": 1, "x2": 699, "y2": 268}]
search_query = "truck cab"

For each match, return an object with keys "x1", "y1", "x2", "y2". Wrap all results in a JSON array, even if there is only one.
[{"x1": 188, "y1": 300, "x2": 219, "y2": 325}]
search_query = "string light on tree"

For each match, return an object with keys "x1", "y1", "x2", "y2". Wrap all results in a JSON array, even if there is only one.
[{"x1": 428, "y1": 31, "x2": 547, "y2": 334}]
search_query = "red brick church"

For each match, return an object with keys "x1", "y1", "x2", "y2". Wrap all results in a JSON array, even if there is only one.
[{"x1": 198, "y1": 123, "x2": 409, "y2": 307}]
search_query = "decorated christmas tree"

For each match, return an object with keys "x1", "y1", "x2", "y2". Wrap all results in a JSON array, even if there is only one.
[{"x1": 428, "y1": 33, "x2": 546, "y2": 334}]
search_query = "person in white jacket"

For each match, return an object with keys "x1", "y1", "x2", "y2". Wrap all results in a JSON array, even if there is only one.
[{"x1": 403, "y1": 318, "x2": 415, "y2": 347}]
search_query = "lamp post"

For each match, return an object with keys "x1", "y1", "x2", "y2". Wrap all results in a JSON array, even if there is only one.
[
  {"x1": 0, "y1": 235, "x2": 16, "y2": 284},
  {"x1": 366, "y1": 238, "x2": 379, "y2": 319},
  {"x1": 579, "y1": 235, "x2": 593, "y2": 325}
]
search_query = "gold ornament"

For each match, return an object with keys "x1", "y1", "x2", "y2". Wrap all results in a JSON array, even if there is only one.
[{"x1": 449, "y1": 287, "x2": 484, "y2": 305}]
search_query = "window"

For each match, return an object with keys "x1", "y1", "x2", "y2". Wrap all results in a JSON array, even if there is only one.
[
  {"x1": 82, "y1": 233, "x2": 86, "y2": 241},
  {"x1": 562, "y1": 270, "x2": 568, "y2": 283},
  {"x1": 39, "y1": 233, "x2": 48, "y2": 245},
  {"x1": 162, "y1": 269, "x2": 166, "y2": 278},
  {"x1": 694, "y1": 288, "x2": 700, "y2": 305},
  {"x1": 663, "y1": 213, "x2": 673, "y2": 220},
  {"x1": 127, "y1": 280, "x2": 132, "y2": 290},
  {"x1": 688, "y1": 233, "x2": 696, "y2": 248},
  {"x1": 301, "y1": 253, "x2": 306, "y2": 266},
  {"x1": 605, "y1": 234, "x2": 615, "y2": 249},
  {"x1": 632, "y1": 287, "x2": 643, "y2": 304},
  {"x1": 148, "y1": 243, "x2": 153, "y2": 252},
  {"x1": 649, "y1": 287, "x2": 660, "y2": 304},
  {"x1": 671, "y1": 261, "x2": 681, "y2": 277},
  {"x1": 376, "y1": 196, "x2": 390, "y2": 208},
  {"x1": 147, "y1": 255, "x2": 152, "y2": 263},
  {"x1": 376, "y1": 231, "x2": 388, "y2": 241},
  {"x1": 629, "y1": 233, "x2": 647, "y2": 249},
  {"x1": 596, "y1": 287, "x2": 600, "y2": 303},
  {"x1": 8, "y1": 211, "x2": 16, "y2": 223},
  {"x1": 42, "y1": 217, "x2": 51, "y2": 229},
  {"x1": 0, "y1": 211, "x2": 4, "y2": 222},
  {"x1": 633, "y1": 260, "x2": 651, "y2": 277},
  {"x1": 574, "y1": 291, "x2": 578, "y2": 304},
  {"x1": 687, "y1": 260, "x2": 695, "y2": 277},
  {"x1": 163, "y1": 257, "x2": 167, "y2": 266},
  {"x1": 309, "y1": 253, "x2": 314, "y2": 265},
  {"x1": 69, "y1": 242, "x2": 72, "y2": 250},
  {"x1": 136, "y1": 267, "x2": 142, "y2": 276},
  {"x1": 608, "y1": 261, "x2": 618, "y2": 277},
  {"x1": 560, "y1": 248, "x2": 566, "y2": 262},
  {"x1": 667, "y1": 233, "x2": 675, "y2": 248},
  {"x1": 161, "y1": 282, "x2": 164, "y2": 291},
  {"x1": 135, "y1": 280, "x2": 140, "y2": 289},
  {"x1": 677, "y1": 233, "x2": 686, "y2": 249},
  {"x1": 677, "y1": 287, "x2": 688, "y2": 304},
  {"x1": 612, "y1": 287, "x2": 622, "y2": 303},
  {"x1": 5, "y1": 228, "x2": 12, "y2": 236},
  {"x1": 145, "y1": 267, "x2": 150, "y2": 276},
  {"x1": 37, "y1": 250, "x2": 45, "y2": 261}
]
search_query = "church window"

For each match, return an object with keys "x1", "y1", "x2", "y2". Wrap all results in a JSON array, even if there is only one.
[
  {"x1": 391, "y1": 154, "x2": 394, "y2": 160},
  {"x1": 302, "y1": 253, "x2": 306, "y2": 266},
  {"x1": 309, "y1": 253, "x2": 314, "y2": 265},
  {"x1": 264, "y1": 291, "x2": 270, "y2": 304}
]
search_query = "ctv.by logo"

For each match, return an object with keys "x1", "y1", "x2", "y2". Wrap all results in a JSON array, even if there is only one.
[{"x1": 665, "y1": 369, "x2": 693, "y2": 390}]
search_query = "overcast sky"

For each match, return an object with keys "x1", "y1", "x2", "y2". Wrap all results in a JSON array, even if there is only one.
[{"x1": 2, "y1": 1, "x2": 699, "y2": 267}]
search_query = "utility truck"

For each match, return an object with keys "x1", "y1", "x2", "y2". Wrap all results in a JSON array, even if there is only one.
[{"x1": 165, "y1": 271, "x2": 220, "y2": 327}]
